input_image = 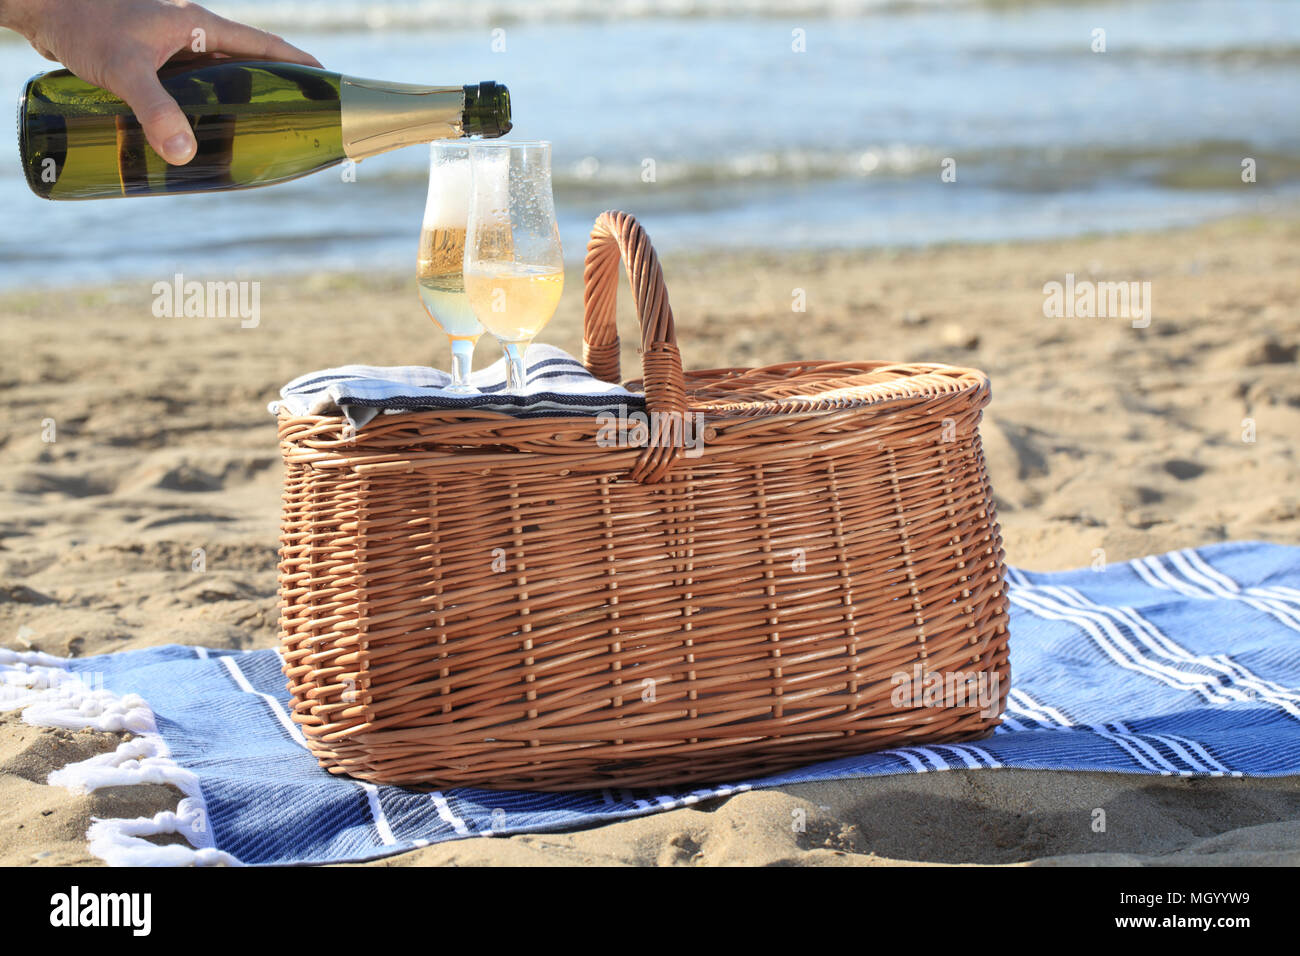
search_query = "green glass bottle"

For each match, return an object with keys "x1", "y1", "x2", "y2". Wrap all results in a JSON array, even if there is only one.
[{"x1": 18, "y1": 58, "x2": 511, "y2": 200}]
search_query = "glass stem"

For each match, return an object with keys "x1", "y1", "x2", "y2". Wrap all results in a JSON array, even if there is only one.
[
  {"x1": 502, "y1": 341, "x2": 530, "y2": 392},
  {"x1": 448, "y1": 337, "x2": 475, "y2": 389}
]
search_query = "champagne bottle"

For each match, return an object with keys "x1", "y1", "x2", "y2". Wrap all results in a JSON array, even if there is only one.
[{"x1": 17, "y1": 58, "x2": 511, "y2": 200}]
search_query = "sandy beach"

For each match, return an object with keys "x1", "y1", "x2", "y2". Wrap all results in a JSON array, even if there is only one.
[{"x1": 2, "y1": 211, "x2": 1298, "y2": 866}]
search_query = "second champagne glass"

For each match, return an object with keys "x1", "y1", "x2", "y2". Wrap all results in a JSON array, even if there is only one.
[
  {"x1": 417, "y1": 143, "x2": 483, "y2": 392},
  {"x1": 463, "y1": 141, "x2": 564, "y2": 392}
]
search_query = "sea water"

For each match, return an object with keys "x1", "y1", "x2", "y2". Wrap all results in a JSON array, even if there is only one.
[{"x1": 0, "y1": 0, "x2": 1297, "y2": 288}]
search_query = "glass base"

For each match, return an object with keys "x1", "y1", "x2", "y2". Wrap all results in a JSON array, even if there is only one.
[
  {"x1": 448, "y1": 337, "x2": 477, "y2": 393},
  {"x1": 501, "y1": 340, "x2": 531, "y2": 392}
]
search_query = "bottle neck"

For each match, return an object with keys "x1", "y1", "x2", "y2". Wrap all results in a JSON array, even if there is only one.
[{"x1": 339, "y1": 76, "x2": 466, "y2": 161}]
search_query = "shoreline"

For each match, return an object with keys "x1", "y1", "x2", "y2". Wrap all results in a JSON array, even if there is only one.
[
  {"x1": 3, "y1": 201, "x2": 1296, "y2": 301},
  {"x1": 2, "y1": 211, "x2": 1298, "y2": 866}
]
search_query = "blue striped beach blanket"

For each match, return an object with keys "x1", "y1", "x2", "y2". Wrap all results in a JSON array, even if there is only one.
[
  {"x1": 270, "y1": 345, "x2": 643, "y2": 429},
  {"x1": 3, "y1": 540, "x2": 1297, "y2": 866}
]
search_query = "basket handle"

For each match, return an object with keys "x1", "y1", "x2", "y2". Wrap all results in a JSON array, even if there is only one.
[{"x1": 582, "y1": 210, "x2": 687, "y2": 483}]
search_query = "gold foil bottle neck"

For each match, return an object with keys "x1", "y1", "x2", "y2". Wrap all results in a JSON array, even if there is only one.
[{"x1": 339, "y1": 76, "x2": 465, "y2": 161}]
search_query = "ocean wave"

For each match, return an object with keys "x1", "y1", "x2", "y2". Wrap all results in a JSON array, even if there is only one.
[
  {"x1": 957, "y1": 43, "x2": 1300, "y2": 67},
  {"x1": 313, "y1": 145, "x2": 941, "y2": 194},
  {"x1": 192, "y1": 0, "x2": 1093, "y2": 33},
  {"x1": 344, "y1": 142, "x2": 1300, "y2": 195},
  {"x1": 552, "y1": 144, "x2": 941, "y2": 187}
]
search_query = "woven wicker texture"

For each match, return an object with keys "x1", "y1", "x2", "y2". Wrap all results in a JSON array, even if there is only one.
[{"x1": 278, "y1": 211, "x2": 1010, "y2": 790}]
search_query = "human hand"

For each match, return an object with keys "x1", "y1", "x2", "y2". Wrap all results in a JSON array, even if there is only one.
[{"x1": 1, "y1": 0, "x2": 320, "y2": 165}]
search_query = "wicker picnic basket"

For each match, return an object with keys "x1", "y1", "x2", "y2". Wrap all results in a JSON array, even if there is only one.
[{"x1": 277, "y1": 210, "x2": 1010, "y2": 791}]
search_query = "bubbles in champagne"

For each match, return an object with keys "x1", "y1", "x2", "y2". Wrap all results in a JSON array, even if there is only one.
[
  {"x1": 422, "y1": 157, "x2": 471, "y2": 228},
  {"x1": 418, "y1": 150, "x2": 481, "y2": 339}
]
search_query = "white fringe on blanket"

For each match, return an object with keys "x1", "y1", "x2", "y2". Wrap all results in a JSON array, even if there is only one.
[{"x1": 0, "y1": 649, "x2": 240, "y2": 866}]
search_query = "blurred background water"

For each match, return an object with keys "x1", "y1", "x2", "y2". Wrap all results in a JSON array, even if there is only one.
[{"x1": 1, "y1": 0, "x2": 1297, "y2": 288}]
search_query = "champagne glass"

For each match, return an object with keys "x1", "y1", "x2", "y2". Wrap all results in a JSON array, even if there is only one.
[
  {"x1": 463, "y1": 141, "x2": 564, "y2": 392},
  {"x1": 417, "y1": 143, "x2": 483, "y2": 392}
]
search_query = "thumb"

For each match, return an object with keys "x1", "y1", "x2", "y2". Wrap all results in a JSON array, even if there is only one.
[{"x1": 111, "y1": 67, "x2": 196, "y2": 165}]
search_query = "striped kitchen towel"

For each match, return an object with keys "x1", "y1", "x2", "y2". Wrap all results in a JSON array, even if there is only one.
[
  {"x1": 270, "y1": 344, "x2": 644, "y2": 429},
  {"x1": 3, "y1": 540, "x2": 1298, "y2": 866}
]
